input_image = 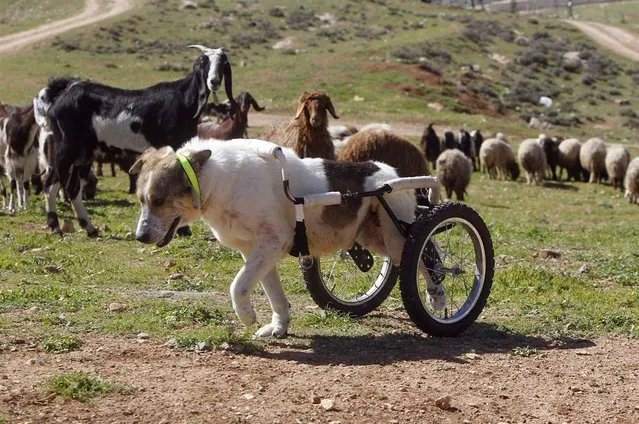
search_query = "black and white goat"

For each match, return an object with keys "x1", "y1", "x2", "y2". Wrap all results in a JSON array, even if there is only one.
[
  {"x1": 1, "y1": 104, "x2": 40, "y2": 212},
  {"x1": 34, "y1": 45, "x2": 236, "y2": 235}
]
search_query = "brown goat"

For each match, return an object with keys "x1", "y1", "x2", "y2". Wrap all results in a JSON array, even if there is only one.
[
  {"x1": 261, "y1": 90, "x2": 338, "y2": 159},
  {"x1": 198, "y1": 92, "x2": 265, "y2": 140},
  {"x1": 338, "y1": 129, "x2": 430, "y2": 178}
]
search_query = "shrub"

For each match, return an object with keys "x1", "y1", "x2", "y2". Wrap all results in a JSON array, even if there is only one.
[{"x1": 286, "y1": 7, "x2": 316, "y2": 30}]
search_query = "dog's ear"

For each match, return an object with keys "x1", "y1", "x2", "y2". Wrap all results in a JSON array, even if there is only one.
[
  {"x1": 129, "y1": 147, "x2": 159, "y2": 175},
  {"x1": 189, "y1": 149, "x2": 212, "y2": 172}
]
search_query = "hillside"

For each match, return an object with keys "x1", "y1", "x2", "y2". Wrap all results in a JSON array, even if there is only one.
[{"x1": 1, "y1": 0, "x2": 638, "y2": 146}]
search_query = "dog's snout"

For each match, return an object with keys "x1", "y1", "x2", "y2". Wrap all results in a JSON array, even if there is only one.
[{"x1": 136, "y1": 231, "x2": 152, "y2": 244}]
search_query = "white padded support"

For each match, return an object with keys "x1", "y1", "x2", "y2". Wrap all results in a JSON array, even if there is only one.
[
  {"x1": 384, "y1": 176, "x2": 439, "y2": 192},
  {"x1": 303, "y1": 192, "x2": 343, "y2": 207}
]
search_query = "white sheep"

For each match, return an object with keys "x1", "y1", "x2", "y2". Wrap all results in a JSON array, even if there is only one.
[
  {"x1": 479, "y1": 138, "x2": 520, "y2": 181},
  {"x1": 518, "y1": 138, "x2": 547, "y2": 185},
  {"x1": 436, "y1": 149, "x2": 472, "y2": 201},
  {"x1": 605, "y1": 145, "x2": 630, "y2": 190},
  {"x1": 624, "y1": 158, "x2": 639, "y2": 204},
  {"x1": 558, "y1": 138, "x2": 583, "y2": 181},
  {"x1": 580, "y1": 137, "x2": 607, "y2": 184}
]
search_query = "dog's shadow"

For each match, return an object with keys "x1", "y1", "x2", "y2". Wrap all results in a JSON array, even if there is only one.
[{"x1": 258, "y1": 322, "x2": 595, "y2": 366}]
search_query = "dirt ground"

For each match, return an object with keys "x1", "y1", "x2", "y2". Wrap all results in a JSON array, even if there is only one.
[{"x1": 1, "y1": 329, "x2": 638, "y2": 423}]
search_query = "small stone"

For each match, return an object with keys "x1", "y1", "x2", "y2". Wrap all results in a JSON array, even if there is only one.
[
  {"x1": 219, "y1": 342, "x2": 231, "y2": 350},
  {"x1": 108, "y1": 302, "x2": 126, "y2": 312},
  {"x1": 16, "y1": 245, "x2": 29, "y2": 253},
  {"x1": 435, "y1": 395, "x2": 452, "y2": 410},
  {"x1": 463, "y1": 352, "x2": 481, "y2": 360},
  {"x1": 311, "y1": 394, "x2": 321, "y2": 404},
  {"x1": 353, "y1": 95, "x2": 364, "y2": 102},
  {"x1": 125, "y1": 232, "x2": 135, "y2": 241},
  {"x1": 243, "y1": 393, "x2": 255, "y2": 400},
  {"x1": 163, "y1": 259, "x2": 177, "y2": 271},
  {"x1": 428, "y1": 102, "x2": 445, "y2": 112},
  {"x1": 27, "y1": 306, "x2": 40, "y2": 314},
  {"x1": 328, "y1": 421, "x2": 342, "y2": 424},
  {"x1": 60, "y1": 219, "x2": 76, "y2": 234},
  {"x1": 169, "y1": 273, "x2": 184, "y2": 280},
  {"x1": 26, "y1": 358, "x2": 36, "y2": 365},
  {"x1": 181, "y1": 0, "x2": 197, "y2": 9},
  {"x1": 137, "y1": 332, "x2": 150, "y2": 340},
  {"x1": 44, "y1": 265, "x2": 62, "y2": 273},
  {"x1": 578, "y1": 264, "x2": 590, "y2": 274},
  {"x1": 320, "y1": 398, "x2": 335, "y2": 411},
  {"x1": 101, "y1": 224, "x2": 111, "y2": 232},
  {"x1": 615, "y1": 99, "x2": 631, "y2": 106}
]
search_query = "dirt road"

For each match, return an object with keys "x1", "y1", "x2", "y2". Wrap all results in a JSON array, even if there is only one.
[
  {"x1": 566, "y1": 20, "x2": 639, "y2": 61},
  {"x1": 0, "y1": 0, "x2": 134, "y2": 55}
]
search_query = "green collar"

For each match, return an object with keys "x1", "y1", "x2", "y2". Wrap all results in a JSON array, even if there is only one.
[{"x1": 176, "y1": 153, "x2": 201, "y2": 207}]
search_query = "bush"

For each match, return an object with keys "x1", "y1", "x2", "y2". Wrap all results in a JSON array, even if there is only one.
[
  {"x1": 393, "y1": 44, "x2": 452, "y2": 64},
  {"x1": 620, "y1": 109, "x2": 638, "y2": 118},
  {"x1": 286, "y1": 7, "x2": 316, "y2": 30}
]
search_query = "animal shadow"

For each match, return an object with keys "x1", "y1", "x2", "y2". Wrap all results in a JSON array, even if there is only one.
[{"x1": 260, "y1": 322, "x2": 595, "y2": 366}]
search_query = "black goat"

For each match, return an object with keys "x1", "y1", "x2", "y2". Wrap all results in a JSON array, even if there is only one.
[
  {"x1": 459, "y1": 129, "x2": 475, "y2": 166},
  {"x1": 420, "y1": 123, "x2": 441, "y2": 170},
  {"x1": 34, "y1": 45, "x2": 236, "y2": 236},
  {"x1": 198, "y1": 92, "x2": 265, "y2": 140},
  {"x1": 471, "y1": 129, "x2": 483, "y2": 171},
  {"x1": 539, "y1": 134, "x2": 560, "y2": 181},
  {"x1": 443, "y1": 129, "x2": 459, "y2": 150}
]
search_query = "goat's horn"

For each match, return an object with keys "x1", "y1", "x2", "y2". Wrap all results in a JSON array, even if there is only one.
[{"x1": 188, "y1": 44, "x2": 210, "y2": 53}]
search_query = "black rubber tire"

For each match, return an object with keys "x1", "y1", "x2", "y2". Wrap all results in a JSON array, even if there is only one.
[
  {"x1": 399, "y1": 202, "x2": 494, "y2": 337},
  {"x1": 303, "y1": 255, "x2": 399, "y2": 317}
]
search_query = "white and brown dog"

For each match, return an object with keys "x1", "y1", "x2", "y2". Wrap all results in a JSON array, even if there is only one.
[{"x1": 132, "y1": 138, "x2": 435, "y2": 337}]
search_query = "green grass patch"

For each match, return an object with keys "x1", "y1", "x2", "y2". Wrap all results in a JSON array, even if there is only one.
[
  {"x1": 169, "y1": 327, "x2": 262, "y2": 354},
  {"x1": 41, "y1": 334, "x2": 82, "y2": 353},
  {"x1": 44, "y1": 371, "x2": 127, "y2": 402}
]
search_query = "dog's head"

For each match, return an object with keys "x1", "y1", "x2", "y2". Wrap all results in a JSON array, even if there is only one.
[{"x1": 129, "y1": 147, "x2": 211, "y2": 247}]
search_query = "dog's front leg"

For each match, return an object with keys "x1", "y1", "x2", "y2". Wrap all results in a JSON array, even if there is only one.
[
  {"x1": 255, "y1": 267, "x2": 290, "y2": 338},
  {"x1": 230, "y1": 246, "x2": 281, "y2": 329}
]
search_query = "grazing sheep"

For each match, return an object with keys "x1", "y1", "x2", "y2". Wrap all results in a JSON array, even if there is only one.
[
  {"x1": 358, "y1": 123, "x2": 391, "y2": 133},
  {"x1": 436, "y1": 148, "x2": 472, "y2": 201},
  {"x1": 558, "y1": 138, "x2": 583, "y2": 182},
  {"x1": 459, "y1": 129, "x2": 476, "y2": 166},
  {"x1": 443, "y1": 129, "x2": 458, "y2": 150},
  {"x1": 538, "y1": 134, "x2": 559, "y2": 181},
  {"x1": 471, "y1": 129, "x2": 484, "y2": 171},
  {"x1": 261, "y1": 90, "x2": 338, "y2": 159},
  {"x1": 420, "y1": 123, "x2": 441, "y2": 170},
  {"x1": 198, "y1": 92, "x2": 265, "y2": 140},
  {"x1": 338, "y1": 129, "x2": 430, "y2": 178},
  {"x1": 479, "y1": 138, "x2": 520, "y2": 181},
  {"x1": 518, "y1": 138, "x2": 547, "y2": 185},
  {"x1": 328, "y1": 124, "x2": 358, "y2": 141},
  {"x1": 624, "y1": 158, "x2": 639, "y2": 204},
  {"x1": 605, "y1": 145, "x2": 631, "y2": 190},
  {"x1": 580, "y1": 137, "x2": 607, "y2": 183}
]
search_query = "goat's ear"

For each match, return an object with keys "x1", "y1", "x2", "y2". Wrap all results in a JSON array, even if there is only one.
[
  {"x1": 294, "y1": 102, "x2": 306, "y2": 119},
  {"x1": 190, "y1": 149, "x2": 212, "y2": 171},
  {"x1": 326, "y1": 99, "x2": 339, "y2": 119},
  {"x1": 194, "y1": 65, "x2": 209, "y2": 119},
  {"x1": 129, "y1": 158, "x2": 144, "y2": 175}
]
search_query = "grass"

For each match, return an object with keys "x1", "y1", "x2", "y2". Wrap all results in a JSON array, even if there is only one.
[
  {"x1": 41, "y1": 334, "x2": 83, "y2": 353},
  {"x1": 0, "y1": 171, "x2": 637, "y2": 345},
  {"x1": 44, "y1": 371, "x2": 127, "y2": 402},
  {"x1": 0, "y1": 1, "x2": 638, "y2": 352},
  {"x1": 0, "y1": 0, "x2": 85, "y2": 37}
]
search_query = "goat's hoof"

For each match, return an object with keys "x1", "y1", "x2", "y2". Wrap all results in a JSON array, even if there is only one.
[
  {"x1": 87, "y1": 228, "x2": 100, "y2": 238},
  {"x1": 176, "y1": 226, "x2": 192, "y2": 237},
  {"x1": 51, "y1": 228, "x2": 64, "y2": 237}
]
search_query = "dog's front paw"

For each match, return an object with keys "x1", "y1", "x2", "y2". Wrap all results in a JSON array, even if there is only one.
[
  {"x1": 426, "y1": 285, "x2": 447, "y2": 311},
  {"x1": 234, "y1": 305, "x2": 257, "y2": 327},
  {"x1": 254, "y1": 322, "x2": 288, "y2": 338}
]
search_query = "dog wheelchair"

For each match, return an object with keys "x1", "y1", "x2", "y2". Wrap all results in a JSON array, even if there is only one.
[{"x1": 257, "y1": 145, "x2": 494, "y2": 336}]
